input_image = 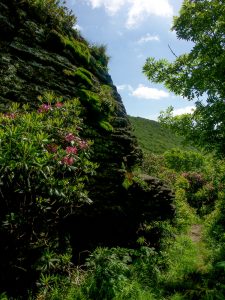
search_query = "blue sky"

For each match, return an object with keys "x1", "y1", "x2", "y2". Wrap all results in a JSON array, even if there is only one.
[{"x1": 67, "y1": 0, "x2": 195, "y2": 120}]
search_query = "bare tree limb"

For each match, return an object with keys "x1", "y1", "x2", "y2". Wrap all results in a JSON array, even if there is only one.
[{"x1": 168, "y1": 44, "x2": 178, "y2": 58}]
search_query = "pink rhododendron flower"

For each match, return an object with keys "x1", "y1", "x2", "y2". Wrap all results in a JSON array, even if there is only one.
[
  {"x1": 79, "y1": 140, "x2": 88, "y2": 150},
  {"x1": 66, "y1": 146, "x2": 78, "y2": 155},
  {"x1": 46, "y1": 144, "x2": 58, "y2": 153},
  {"x1": 38, "y1": 104, "x2": 52, "y2": 113},
  {"x1": 65, "y1": 133, "x2": 76, "y2": 142},
  {"x1": 61, "y1": 156, "x2": 75, "y2": 166},
  {"x1": 55, "y1": 102, "x2": 63, "y2": 108},
  {"x1": 4, "y1": 113, "x2": 16, "y2": 119}
]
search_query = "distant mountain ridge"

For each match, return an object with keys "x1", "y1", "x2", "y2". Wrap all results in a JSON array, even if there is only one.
[{"x1": 129, "y1": 116, "x2": 190, "y2": 154}]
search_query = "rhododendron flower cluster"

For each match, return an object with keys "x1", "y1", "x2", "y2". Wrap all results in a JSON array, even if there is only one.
[
  {"x1": 61, "y1": 156, "x2": 75, "y2": 166},
  {"x1": 38, "y1": 102, "x2": 63, "y2": 113},
  {"x1": 182, "y1": 172, "x2": 205, "y2": 190},
  {"x1": 78, "y1": 140, "x2": 88, "y2": 150},
  {"x1": 38, "y1": 102, "x2": 89, "y2": 167},
  {"x1": 45, "y1": 134, "x2": 89, "y2": 166},
  {"x1": 65, "y1": 133, "x2": 76, "y2": 142},
  {"x1": 38, "y1": 104, "x2": 52, "y2": 113},
  {"x1": 66, "y1": 146, "x2": 78, "y2": 155},
  {"x1": 70, "y1": 136, "x2": 89, "y2": 149},
  {"x1": 0, "y1": 96, "x2": 97, "y2": 282},
  {"x1": 55, "y1": 102, "x2": 63, "y2": 108},
  {"x1": 4, "y1": 113, "x2": 17, "y2": 119}
]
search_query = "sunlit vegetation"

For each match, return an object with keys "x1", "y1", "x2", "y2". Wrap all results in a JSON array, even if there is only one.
[
  {"x1": 1, "y1": 0, "x2": 225, "y2": 299},
  {"x1": 129, "y1": 116, "x2": 192, "y2": 154},
  {"x1": 26, "y1": 0, "x2": 76, "y2": 33}
]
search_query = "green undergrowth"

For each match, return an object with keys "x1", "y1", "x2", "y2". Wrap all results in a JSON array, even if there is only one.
[
  {"x1": 1, "y1": 139, "x2": 221, "y2": 299},
  {"x1": 29, "y1": 144, "x2": 223, "y2": 300},
  {"x1": 27, "y1": 221, "x2": 214, "y2": 300},
  {"x1": 23, "y1": 187, "x2": 215, "y2": 300},
  {"x1": 131, "y1": 143, "x2": 223, "y2": 299}
]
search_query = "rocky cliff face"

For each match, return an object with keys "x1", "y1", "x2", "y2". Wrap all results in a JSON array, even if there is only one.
[
  {"x1": 0, "y1": 0, "x2": 175, "y2": 295},
  {"x1": 0, "y1": 0, "x2": 142, "y2": 207},
  {"x1": 0, "y1": 0, "x2": 140, "y2": 162}
]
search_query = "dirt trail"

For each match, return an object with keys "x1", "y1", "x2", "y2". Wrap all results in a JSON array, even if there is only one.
[
  {"x1": 189, "y1": 223, "x2": 208, "y2": 271},
  {"x1": 189, "y1": 224, "x2": 203, "y2": 243}
]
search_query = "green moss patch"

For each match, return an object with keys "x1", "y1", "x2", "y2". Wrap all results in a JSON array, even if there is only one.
[
  {"x1": 63, "y1": 67, "x2": 94, "y2": 89},
  {"x1": 48, "y1": 30, "x2": 91, "y2": 65},
  {"x1": 78, "y1": 89, "x2": 101, "y2": 112},
  {"x1": 63, "y1": 36, "x2": 91, "y2": 65}
]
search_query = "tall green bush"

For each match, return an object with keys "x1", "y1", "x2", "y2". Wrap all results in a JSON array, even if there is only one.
[
  {"x1": 164, "y1": 149, "x2": 204, "y2": 172},
  {"x1": 0, "y1": 94, "x2": 96, "y2": 294}
]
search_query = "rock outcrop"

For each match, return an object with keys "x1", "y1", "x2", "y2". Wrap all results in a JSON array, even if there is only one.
[
  {"x1": 0, "y1": 0, "x2": 175, "y2": 295},
  {"x1": 0, "y1": 0, "x2": 141, "y2": 204}
]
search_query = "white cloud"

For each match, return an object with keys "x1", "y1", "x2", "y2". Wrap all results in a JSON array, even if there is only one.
[
  {"x1": 137, "y1": 34, "x2": 160, "y2": 44},
  {"x1": 73, "y1": 24, "x2": 83, "y2": 31},
  {"x1": 126, "y1": 0, "x2": 173, "y2": 29},
  {"x1": 131, "y1": 84, "x2": 169, "y2": 100},
  {"x1": 117, "y1": 84, "x2": 133, "y2": 91},
  {"x1": 86, "y1": 0, "x2": 126, "y2": 15},
  {"x1": 85, "y1": 0, "x2": 174, "y2": 28},
  {"x1": 173, "y1": 106, "x2": 195, "y2": 116}
]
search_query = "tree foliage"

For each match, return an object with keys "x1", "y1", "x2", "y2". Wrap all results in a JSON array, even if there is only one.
[
  {"x1": 164, "y1": 148, "x2": 204, "y2": 173},
  {"x1": 143, "y1": 0, "x2": 225, "y2": 156}
]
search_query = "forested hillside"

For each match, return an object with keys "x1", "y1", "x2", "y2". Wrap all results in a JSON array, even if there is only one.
[{"x1": 129, "y1": 116, "x2": 191, "y2": 154}]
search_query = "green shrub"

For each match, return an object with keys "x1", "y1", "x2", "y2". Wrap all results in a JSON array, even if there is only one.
[
  {"x1": 90, "y1": 44, "x2": 110, "y2": 70},
  {"x1": 0, "y1": 294, "x2": 8, "y2": 300},
  {"x1": 0, "y1": 94, "x2": 97, "y2": 294},
  {"x1": 81, "y1": 247, "x2": 157, "y2": 300},
  {"x1": 26, "y1": 0, "x2": 76, "y2": 32},
  {"x1": 174, "y1": 188, "x2": 197, "y2": 232},
  {"x1": 99, "y1": 85, "x2": 116, "y2": 115},
  {"x1": 169, "y1": 293, "x2": 185, "y2": 300},
  {"x1": 83, "y1": 247, "x2": 133, "y2": 299},
  {"x1": 164, "y1": 148, "x2": 204, "y2": 172},
  {"x1": 179, "y1": 172, "x2": 218, "y2": 213},
  {"x1": 141, "y1": 153, "x2": 165, "y2": 177},
  {"x1": 34, "y1": 247, "x2": 157, "y2": 300}
]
